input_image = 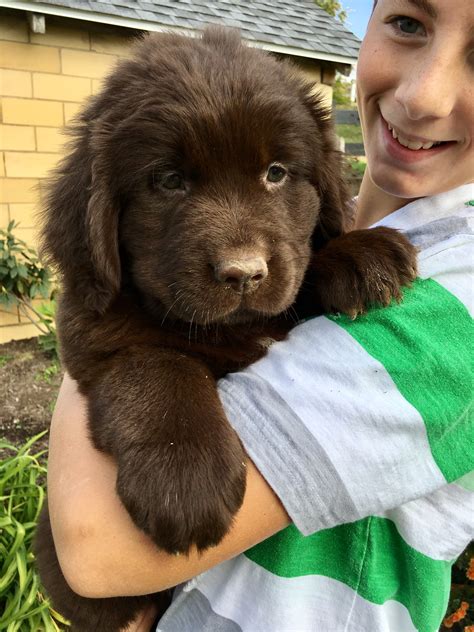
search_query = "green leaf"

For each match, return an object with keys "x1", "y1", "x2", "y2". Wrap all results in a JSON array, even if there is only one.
[{"x1": 17, "y1": 263, "x2": 29, "y2": 278}]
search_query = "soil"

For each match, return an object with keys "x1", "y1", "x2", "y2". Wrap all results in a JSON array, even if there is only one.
[{"x1": 0, "y1": 337, "x2": 63, "y2": 451}]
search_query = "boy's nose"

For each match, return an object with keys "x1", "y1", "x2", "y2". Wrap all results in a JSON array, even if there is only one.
[{"x1": 394, "y1": 52, "x2": 457, "y2": 121}]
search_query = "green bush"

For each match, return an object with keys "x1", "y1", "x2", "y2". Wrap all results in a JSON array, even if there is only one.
[
  {"x1": 0, "y1": 434, "x2": 68, "y2": 631},
  {"x1": 0, "y1": 222, "x2": 58, "y2": 359}
]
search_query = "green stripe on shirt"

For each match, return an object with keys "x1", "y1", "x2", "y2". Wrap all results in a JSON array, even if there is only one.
[
  {"x1": 329, "y1": 278, "x2": 473, "y2": 482},
  {"x1": 245, "y1": 519, "x2": 451, "y2": 632}
]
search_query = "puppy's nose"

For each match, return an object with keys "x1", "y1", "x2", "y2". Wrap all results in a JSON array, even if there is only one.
[{"x1": 214, "y1": 257, "x2": 268, "y2": 293}]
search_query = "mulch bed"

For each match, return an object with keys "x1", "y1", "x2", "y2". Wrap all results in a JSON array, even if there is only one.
[{"x1": 0, "y1": 337, "x2": 62, "y2": 451}]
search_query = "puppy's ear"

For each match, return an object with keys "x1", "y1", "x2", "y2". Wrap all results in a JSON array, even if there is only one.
[
  {"x1": 314, "y1": 143, "x2": 353, "y2": 241},
  {"x1": 301, "y1": 90, "x2": 353, "y2": 244},
  {"x1": 40, "y1": 113, "x2": 121, "y2": 314},
  {"x1": 85, "y1": 161, "x2": 121, "y2": 309}
]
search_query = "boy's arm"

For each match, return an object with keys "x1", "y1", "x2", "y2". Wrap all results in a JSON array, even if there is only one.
[{"x1": 48, "y1": 373, "x2": 290, "y2": 598}]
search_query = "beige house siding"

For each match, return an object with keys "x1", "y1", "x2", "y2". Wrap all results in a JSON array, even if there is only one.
[
  {"x1": 0, "y1": 10, "x2": 135, "y2": 342},
  {"x1": 0, "y1": 8, "x2": 334, "y2": 343},
  {"x1": 290, "y1": 56, "x2": 334, "y2": 104}
]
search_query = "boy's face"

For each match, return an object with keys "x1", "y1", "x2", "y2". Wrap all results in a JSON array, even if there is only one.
[{"x1": 357, "y1": 0, "x2": 474, "y2": 199}]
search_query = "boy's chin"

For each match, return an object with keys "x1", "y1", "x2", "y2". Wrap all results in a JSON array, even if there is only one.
[{"x1": 370, "y1": 165, "x2": 437, "y2": 201}]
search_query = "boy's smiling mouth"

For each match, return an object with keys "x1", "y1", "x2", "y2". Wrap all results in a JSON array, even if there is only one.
[
  {"x1": 379, "y1": 113, "x2": 457, "y2": 162},
  {"x1": 386, "y1": 122, "x2": 443, "y2": 150}
]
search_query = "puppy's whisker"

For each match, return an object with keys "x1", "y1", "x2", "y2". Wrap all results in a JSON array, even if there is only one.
[
  {"x1": 286, "y1": 305, "x2": 300, "y2": 324},
  {"x1": 201, "y1": 308, "x2": 208, "y2": 331},
  {"x1": 188, "y1": 310, "x2": 197, "y2": 344},
  {"x1": 161, "y1": 290, "x2": 184, "y2": 325}
]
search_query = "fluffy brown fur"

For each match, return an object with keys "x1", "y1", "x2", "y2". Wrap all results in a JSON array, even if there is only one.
[{"x1": 34, "y1": 27, "x2": 417, "y2": 631}]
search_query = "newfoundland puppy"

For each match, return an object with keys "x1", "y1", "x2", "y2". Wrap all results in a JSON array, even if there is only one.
[{"x1": 35, "y1": 27, "x2": 416, "y2": 631}]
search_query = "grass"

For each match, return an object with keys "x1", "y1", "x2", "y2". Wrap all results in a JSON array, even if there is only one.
[
  {"x1": 335, "y1": 123, "x2": 363, "y2": 144},
  {"x1": 0, "y1": 355, "x2": 13, "y2": 369},
  {"x1": 34, "y1": 362, "x2": 60, "y2": 385},
  {"x1": 345, "y1": 156, "x2": 367, "y2": 179},
  {"x1": 0, "y1": 433, "x2": 69, "y2": 631}
]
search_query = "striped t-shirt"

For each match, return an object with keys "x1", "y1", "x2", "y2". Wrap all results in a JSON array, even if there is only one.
[{"x1": 157, "y1": 183, "x2": 474, "y2": 632}]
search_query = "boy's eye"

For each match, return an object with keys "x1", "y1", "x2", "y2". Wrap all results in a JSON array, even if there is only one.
[
  {"x1": 392, "y1": 16, "x2": 426, "y2": 36},
  {"x1": 398, "y1": 17, "x2": 422, "y2": 34}
]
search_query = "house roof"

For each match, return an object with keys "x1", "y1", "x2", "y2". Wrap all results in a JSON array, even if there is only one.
[{"x1": 1, "y1": 0, "x2": 360, "y2": 64}]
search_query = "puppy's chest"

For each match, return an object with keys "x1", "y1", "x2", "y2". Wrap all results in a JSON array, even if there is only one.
[
  {"x1": 179, "y1": 326, "x2": 288, "y2": 378},
  {"x1": 182, "y1": 336, "x2": 275, "y2": 378}
]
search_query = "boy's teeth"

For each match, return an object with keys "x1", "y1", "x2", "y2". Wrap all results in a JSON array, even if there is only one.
[{"x1": 387, "y1": 122, "x2": 439, "y2": 150}]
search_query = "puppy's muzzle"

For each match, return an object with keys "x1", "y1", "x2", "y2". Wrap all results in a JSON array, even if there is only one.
[{"x1": 214, "y1": 257, "x2": 268, "y2": 293}]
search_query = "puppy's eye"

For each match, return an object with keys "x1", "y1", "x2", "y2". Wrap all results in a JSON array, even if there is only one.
[
  {"x1": 266, "y1": 164, "x2": 287, "y2": 183},
  {"x1": 161, "y1": 173, "x2": 184, "y2": 190}
]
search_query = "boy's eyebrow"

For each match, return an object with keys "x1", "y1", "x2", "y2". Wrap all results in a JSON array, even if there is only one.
[{"x1": 404, "y1": 0, "x2": 438, "y2": 19}]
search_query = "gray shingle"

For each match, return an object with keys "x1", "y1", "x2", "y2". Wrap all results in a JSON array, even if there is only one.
[{"x1": 26, "y1": 0, "x2": 360, "y2": 60}]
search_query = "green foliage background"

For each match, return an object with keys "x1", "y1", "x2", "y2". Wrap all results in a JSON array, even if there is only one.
[
  {"x1": 0, "y1": 223, "x2": 58, "y2": 359},
  {"x1": 314, "y1": 0, "x2": 347, "y2": 22},
  {"x1": 0, "y1": 435, "x2": 68, "y2": 631}
]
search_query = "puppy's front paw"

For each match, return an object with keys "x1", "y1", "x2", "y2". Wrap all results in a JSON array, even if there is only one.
[
  {"x1": 116, "y1": 435, "x2": 247, "y2": 554},
  {"x1": 313, "y1": 226, "x2": 417, "y2": 318}
]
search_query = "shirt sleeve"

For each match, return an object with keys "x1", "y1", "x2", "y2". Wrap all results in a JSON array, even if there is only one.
[{"x1": 218, "y1": 237, "x2": 474, "y2": 535}]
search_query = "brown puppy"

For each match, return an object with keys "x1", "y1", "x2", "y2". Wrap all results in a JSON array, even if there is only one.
[{"x1": 35, "y1": 27, "x2": 416, "y2": 631}]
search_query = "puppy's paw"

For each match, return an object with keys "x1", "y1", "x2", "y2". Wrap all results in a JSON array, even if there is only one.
[
  {"x1": 313, "y1": 226, "x2": 418, "y2": 318},
  {"x1": 116, "y1": 433, "x2": 247, "y2": 554}
]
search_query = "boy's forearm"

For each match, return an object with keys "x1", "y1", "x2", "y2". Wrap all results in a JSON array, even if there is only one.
[
  {"x1": 47, "y1": 374, "x2": 178, "y2": 596},
  {"x1": 48, "y1": 374, "x2": 289, "y2": 598}
]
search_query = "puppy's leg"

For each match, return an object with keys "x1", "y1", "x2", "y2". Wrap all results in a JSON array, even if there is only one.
[
  {"x1": 87, "y1": 347, "x2": 247, "y2": 553},
  {"x1": 310, "y1": 226, "x2": 418, "y2": 318},
  {"x1": 34, "y1": 505, "x2": 168, "y2": 632}
]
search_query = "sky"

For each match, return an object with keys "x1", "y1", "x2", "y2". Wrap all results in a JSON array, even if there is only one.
[{"x1": 342, "y1": 0, "x2": 374, "y2": 40}]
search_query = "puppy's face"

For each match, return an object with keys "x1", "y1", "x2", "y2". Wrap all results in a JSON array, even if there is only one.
[
  {"x1": 89, "y1": 32, "x2": 336, "y2": 325},
  {"x1": 120, "y1": 103, "x2": 322, "y2": 325}
]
